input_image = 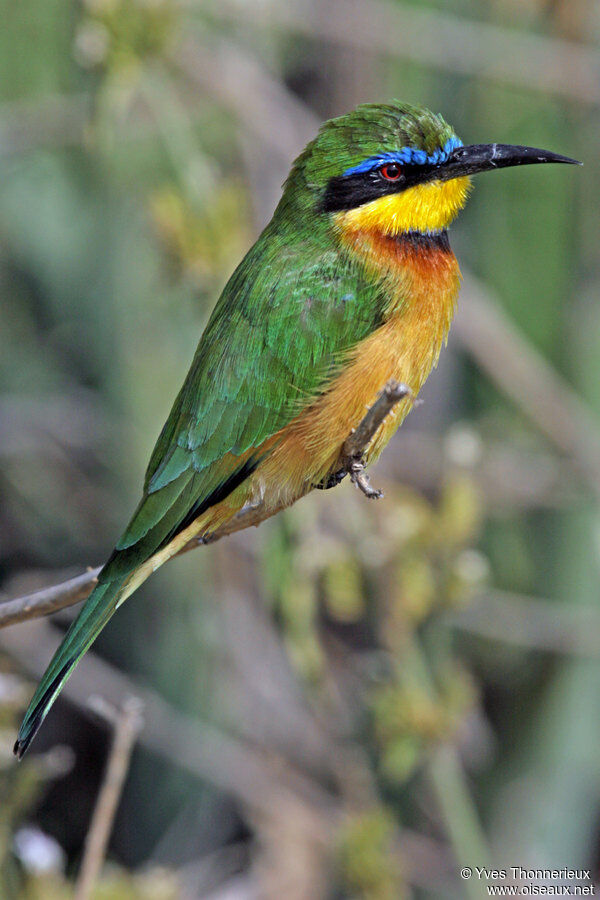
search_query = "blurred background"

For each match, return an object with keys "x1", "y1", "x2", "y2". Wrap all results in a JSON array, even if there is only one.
[{"x1": 0, "y1": 0, "x2": 599, "y2": 897}]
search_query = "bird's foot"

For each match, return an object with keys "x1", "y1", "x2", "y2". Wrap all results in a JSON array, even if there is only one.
[
  {"x1": 348, "y1": 454, "x2": 383, "y2": 500},
  {"x1": 315, "y1": 468, "x2": 347, "y2": 490},
  {"x1": 316, "y1": 380, "x2": 414, "y2": 499}
]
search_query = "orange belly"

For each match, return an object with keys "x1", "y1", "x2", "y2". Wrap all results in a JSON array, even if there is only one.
[{"x1": 194, "y1": 229, "x2": 461, "y2": 538}]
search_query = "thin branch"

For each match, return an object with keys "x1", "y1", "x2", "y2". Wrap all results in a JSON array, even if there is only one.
[
  {"x1": 0, "y1": 381, "x2": 403, "y2": 629},
  {"x1": 74, "y1": 697, "x2": 144, "y2": 900},
  {"x1": 340, "y1": 380, "x2": 412, "y2": 498},
  {"x1": 342, "y1": 381, "x2": 412, "y2": 459},
  {"x1": 0, "y1": 568, "x2": 101, "y2": 629}
]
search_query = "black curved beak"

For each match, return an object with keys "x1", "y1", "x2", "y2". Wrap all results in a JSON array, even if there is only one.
[{"x1": 437, "y1": 143, "x2": 582, "y2": 182}]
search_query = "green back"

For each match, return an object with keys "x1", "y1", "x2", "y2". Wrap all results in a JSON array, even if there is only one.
[
  {"x1": 105, "y1": 223, "x2": 383, "y2": 574},
  {"x1": 104, "y1": 101, "x2": 458, "y2": 576}
]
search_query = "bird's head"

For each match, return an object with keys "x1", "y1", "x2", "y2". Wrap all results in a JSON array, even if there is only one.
[{"x1": 282, "y1": 101, "x2": 580, "y2": 238}]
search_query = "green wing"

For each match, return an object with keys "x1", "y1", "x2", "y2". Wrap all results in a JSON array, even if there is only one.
[
  {"x1": 15, "y1": 229, "x2": 387, "y2": 759},
  {"x1": 105, "y1": 229, "x2": 385, "y2": 577}
]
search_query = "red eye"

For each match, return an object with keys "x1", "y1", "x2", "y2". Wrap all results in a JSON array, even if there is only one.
[{"x1": 380, "y1": 163, "x2": 402, "y2": 181}]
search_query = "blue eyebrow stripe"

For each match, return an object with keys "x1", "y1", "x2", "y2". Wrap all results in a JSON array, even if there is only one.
[{"x1": 342, "y1": 135, "x2": 463, "y2": 177}]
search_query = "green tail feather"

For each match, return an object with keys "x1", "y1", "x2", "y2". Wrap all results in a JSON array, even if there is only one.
[{"x1": 14, "y1": 573, "x2": 129, "y2": 759}]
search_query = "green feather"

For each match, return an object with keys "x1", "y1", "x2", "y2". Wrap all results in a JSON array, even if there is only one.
[
  {"x1": 14, "y1": 576, "x2": 127, "y2": 759},
  {"x1": 16, "y1": 100, "x2": 458, "y2": 756}
]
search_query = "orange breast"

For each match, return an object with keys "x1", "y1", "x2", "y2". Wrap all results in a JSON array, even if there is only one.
[
  {"x1": 192, "y1": 229, "x2": 461, "y2": 539},
  {"x1": 255, "y1": 229, "x2": 461, "y2": 508}
]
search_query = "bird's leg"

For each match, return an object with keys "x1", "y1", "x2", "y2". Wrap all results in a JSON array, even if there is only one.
[
  {"x1": 316, "y1": 380, "x2": 414, "y2": 500},
  {"x1": 347, "y1": 453, "x2": 383, "y2": 499},
  {"x1": 314, "y1": 468, "x2": 347, "y2": 490},
  {"x1": 342, "y1": 380, "x2": 413, "y2": 499}
]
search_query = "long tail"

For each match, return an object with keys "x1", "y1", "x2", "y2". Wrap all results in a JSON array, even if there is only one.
[
  {"x1": 14, "y1": 483, "x2": 239, "y2": 758},
  {"x1": 14, "y1": 568, "x2": 138, "y2": 759}
]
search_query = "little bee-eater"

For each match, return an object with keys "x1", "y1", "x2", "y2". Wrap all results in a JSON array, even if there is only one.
[{"x1": 15, "y1": 101, "x2": 579, "y2": 758}]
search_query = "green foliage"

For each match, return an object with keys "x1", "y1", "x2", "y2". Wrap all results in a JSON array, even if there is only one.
[
  {"x1": 339, "y1": 809, "x2": 405, "y2": 900},
  {"x1": 75, "y1": 0, "x2": 176, "y2": 75},
  {"x1": 149, "y1": 182, "x2": 252, "y2": 291}
]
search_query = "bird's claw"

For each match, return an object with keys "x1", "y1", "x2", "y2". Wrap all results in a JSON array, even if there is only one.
[
  {"x1": 315, "y1": 468, "x2": 348, "y2": 490},
  {"x1": 349, "y1": 456, "x2": 383, "y2": 500},
  {"x1": 318, "y1": 379, "x2": 413, "y2": 498}
]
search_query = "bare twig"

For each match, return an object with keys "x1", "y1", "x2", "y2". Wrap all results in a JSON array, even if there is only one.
[
  {"x1": 0, "y1": 568, "x2": 101, "y2": 629},
  {"x1": 74, "y1": 696, "x2": 144, "y2": 900},
  {"x1": 340, "y1": 380, "x2": 412, "y2": 498},
  {"x1": 342, "y1": 381, "x2": 412, "y2": 459},
  {"x1": 0, "y1": 381, "x2": 404, "y2": 629}
]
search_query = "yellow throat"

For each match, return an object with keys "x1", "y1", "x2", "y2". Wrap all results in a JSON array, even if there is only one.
[{"x1": 334, "y1": 176, "x2": 472, "y2": 237}]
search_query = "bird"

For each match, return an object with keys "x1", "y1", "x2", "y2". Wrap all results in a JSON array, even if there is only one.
[{"x1": 14, "y1": 100, "x2": 579, "y2": 759}]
